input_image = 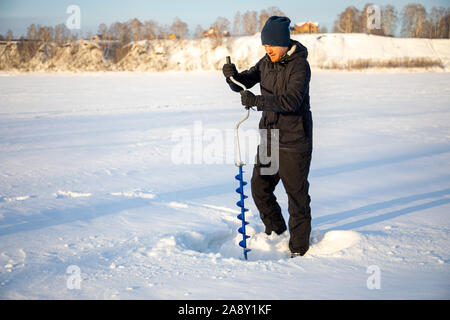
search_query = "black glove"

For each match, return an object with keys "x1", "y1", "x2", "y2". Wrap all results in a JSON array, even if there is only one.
[
  {"x1": 240, "y1": 90, "x2": 258, "y2": 108},
  {"x1": 222, "y1": 62, "x2": 237, "y2": 78}
]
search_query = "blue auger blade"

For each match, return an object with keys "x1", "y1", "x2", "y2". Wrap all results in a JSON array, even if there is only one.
[
  {"x1": 235, "y1": 173, "x2": 247, "y2": 180},
  {"x1": 235, "y1": 165, "x2": 250, "y2": 260},
  {"x1": 236, "y1": 199, "x2": 248, "y2": 208},
  {"x1": 239, "y1": 237, "x2": 250, "y2": 246},
  {"x1": 235, "y1": 186, "x2": 246, "y2": 194},
  {"x1": 237, "y1": 213, "x2": 249, "y2": 221},
  {"x1": 238, "y1": 226, "x2": 249, "y2": 234},
  {"x1": 236, "y1": 200, "x2": 248, "y2": 208},
  {"x1": 237, "y1": 216, "x2": 250, "y2": 223}
]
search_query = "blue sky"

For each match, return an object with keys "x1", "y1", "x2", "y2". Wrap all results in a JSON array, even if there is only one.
[{"x1": 0, "y1": 0, "x2": 448, "y2": 37}]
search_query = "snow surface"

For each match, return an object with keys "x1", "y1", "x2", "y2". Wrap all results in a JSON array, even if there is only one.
[{"x1": 0, "y1": 70, "x2": 449, "y2": 299}]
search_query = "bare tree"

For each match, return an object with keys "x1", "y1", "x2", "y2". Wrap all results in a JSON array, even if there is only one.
[
  {"x1": 440, "y1": 9, "x2": 450, "y2": 38},
  {"x1": 429, "y1": 7, "x2": 448, "y2": 38},
  {"x1": 27, "y1": 24, "x2": 37, "y2": 40},
  {"x1": 318, "y1": 25, "x2": 328, "y2": 33},
  {"x1": 129, "y1": 18, "x2": 143, "y2": 41},
  {"x1": 242, "y1": 10, "x2": 258, "y2": 35},
  {"x1": 250, "y1": 11, "x2": 258, "y2": 34},
  {"x1": 54, "y1": 23, "x2": 71, "y2": 43},
  {"x1": 36, "y1": 25, "x2": 54, "y2": 42},
  {"x1": 96, "y1": 23, "x2": 113, "y2": 60},
  {"x1": 98, "y1": 23, "x2": 108, "y2": 40},
  {"x1": 333, "y1": 6, "x2": 361, "y2": 33},
  {"x1": 361, "y1": 3, "x2": 377, "y2": 34},
  {"x1": 194, "y1": 24, "x2": 204, "y2": 39},
  {"x1": 111, "y1": 21, "x2": 131, "y2": 44},
  {"x1": 401, "y1": 4, "x2": 427, "y2": 38},
  {"x1": 211, "y1": 16, "x2": 230, "y2": 36},
  {"x1": 382, "y1": 5, "x2": 398, "y2": 36},
  {"x1": 266, "y1": 6, "x2": 286, "y2": 17},
  {"x1": 143, "y1": 20, "x2": 159, "y2": 40},
  {"x1": 171, "y1": 17, "x2": 188, "y2": 39},
  {"x1": 259, "y1": 9, "x2": 269, "y2": 31},
  {"x1": 70, "y1": 32, "x2": 79, "y2": 42},
  {"x1": 242, "y1": 11, "x2": 250, "y2": 35},
  {"x1": 157, "y1": 24, "x2": 170, "y2": 40},
  {"x1": 258, "y1": 6, "x2": 286, "y2": 32},
  {"x1": 6, "y1": 29, "x2": 13, "y2": 41},
  {"x1": 233, "y1": 11, "x2": 241, "y2": 36}
]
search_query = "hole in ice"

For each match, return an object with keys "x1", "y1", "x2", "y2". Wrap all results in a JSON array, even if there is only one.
[{"x1": 174, "y1": 227, "x2": 292, "y2": 261}]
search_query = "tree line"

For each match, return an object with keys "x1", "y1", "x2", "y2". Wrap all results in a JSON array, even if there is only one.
[
  {"x1": 0, "y1": 6, "x2": 287, "y2": 44},
  {"x1": 334, "y1": 3, "x2": 449, "y2": 38},
  {"x1": 1, "y1": 3, "x2": 448, "y2": 43}
]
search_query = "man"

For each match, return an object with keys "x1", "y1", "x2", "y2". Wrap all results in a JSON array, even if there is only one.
[{"x1": 222, "y1": 16, "x2": 313, "y2": 257}]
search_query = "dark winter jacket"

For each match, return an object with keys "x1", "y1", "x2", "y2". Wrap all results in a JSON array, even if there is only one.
[{"x1": 227, "y1": 39, "x2": 312, "y2": 152}]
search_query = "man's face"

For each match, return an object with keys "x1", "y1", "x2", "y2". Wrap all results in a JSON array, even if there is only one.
[{"x1": 264, "y1": 45, "x2": 289, "y2": 62}]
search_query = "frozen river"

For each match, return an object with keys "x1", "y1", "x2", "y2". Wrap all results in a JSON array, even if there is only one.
[{"x1": 0, "y1": 70, "x2": 449, "y2": 299}]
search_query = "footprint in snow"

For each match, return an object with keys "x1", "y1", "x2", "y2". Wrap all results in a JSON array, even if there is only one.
[{"x1": 308, "y1": 230, "x2": 362, "y2": 256}]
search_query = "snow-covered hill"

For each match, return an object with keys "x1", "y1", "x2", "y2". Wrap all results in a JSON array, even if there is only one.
[{"x1": 1, "y1": 33, "x2": 449, "y2": 72}]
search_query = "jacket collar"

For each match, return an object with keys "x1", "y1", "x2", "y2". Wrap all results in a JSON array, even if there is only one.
[
  {"x1": 279, "y1": 43, "x2": 296, "y2": 63},
  {"x1": 265, "y1": 40, "x2": 302, "y2": 65}
]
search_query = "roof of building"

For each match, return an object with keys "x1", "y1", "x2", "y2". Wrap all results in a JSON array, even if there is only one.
[{"x1": 295, "y1": 21, "x2": 319, "y2": 27}]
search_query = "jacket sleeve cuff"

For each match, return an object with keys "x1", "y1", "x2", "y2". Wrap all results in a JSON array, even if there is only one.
[{"x1": 255, "y1": 95, "x2": 264, "y2": 111}]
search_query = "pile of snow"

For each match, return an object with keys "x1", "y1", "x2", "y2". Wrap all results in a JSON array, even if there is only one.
[
  {"x1": 299, "y1": 33, "x2": 450, "y2": 70},
  {"x1": 0, "y1": 41, "x2": 108, "y2": 72},
  {"x1": 0, "y1": 33, "x2": 449, "y2": 72},
  {"x1": 48, "y1": 41, "x2": 107, "y2": 71}
]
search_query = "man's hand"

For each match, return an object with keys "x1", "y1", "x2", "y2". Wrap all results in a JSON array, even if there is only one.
[
  {"x1": 222, "y1": 62, "x2": 237, "y2": 78},
  {"x1": 240, "y1": 90, "x2": 258, "y2": 107}
]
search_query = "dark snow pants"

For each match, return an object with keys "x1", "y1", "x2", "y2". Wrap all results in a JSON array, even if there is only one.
[{"x1": 251, "y1": 146, "x2": 312, "y2": 256}]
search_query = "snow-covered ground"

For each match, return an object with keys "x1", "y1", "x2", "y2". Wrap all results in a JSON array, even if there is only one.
[{"x1": 0, "y1": 70, "x2": 449, "y2": 299}]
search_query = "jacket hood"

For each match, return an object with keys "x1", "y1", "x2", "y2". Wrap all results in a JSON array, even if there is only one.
[
  {"x1": 266, "y1": 39, "x2": 308, "y2": 64},
  {"x1": 289, "y1": 39, "x2": 308, "y2": 59}
]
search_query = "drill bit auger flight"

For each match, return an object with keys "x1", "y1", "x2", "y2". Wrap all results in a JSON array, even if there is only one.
[{"x1": 226, "y1": 56, "x2": 251, "y2": 260}]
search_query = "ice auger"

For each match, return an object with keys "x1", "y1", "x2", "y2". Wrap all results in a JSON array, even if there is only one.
[{"x1": 227, "y1": 56, "x2": 251, "y2": 260}]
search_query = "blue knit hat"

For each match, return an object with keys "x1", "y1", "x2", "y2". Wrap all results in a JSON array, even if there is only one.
[{"x1": 261, "y1": 16, "x2": 291, "y2": 47}]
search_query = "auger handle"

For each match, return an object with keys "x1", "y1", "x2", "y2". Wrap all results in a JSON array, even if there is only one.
[
  {"x1": 227, "y1": 56, "x2": 250, "y2": 167},
  {"x1": 226, "y1": 56, "x2": 247, "y2": 92},
  {"x1": 234, "y1": 108, "x2": 250, "y2": 167}
]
